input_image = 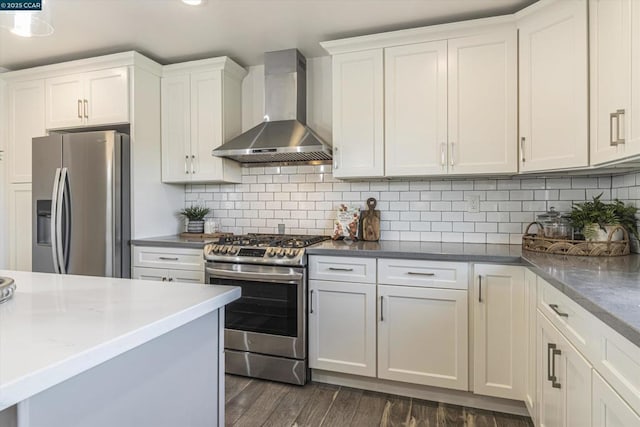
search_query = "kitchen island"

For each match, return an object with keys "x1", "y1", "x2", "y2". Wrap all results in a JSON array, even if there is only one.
[{"x1": 0, "y1": 270, "x2": 240, "y2": 427}]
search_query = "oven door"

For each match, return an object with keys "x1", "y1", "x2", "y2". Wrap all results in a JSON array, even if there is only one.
[{"x1": 205, "y1": 262, "x2": 306, "y2": 360}]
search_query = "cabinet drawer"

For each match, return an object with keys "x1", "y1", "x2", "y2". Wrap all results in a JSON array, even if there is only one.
[
  {"x1": 378, "y1": 259, "x2": 468, "y2": 290},
  {"x1": 308, "y1": 256, "x2": 376, "y2": 283},
  {"x1": 132, "y1": 246, "x2": 204, "y2": 270},
  {"x1": 537, "y1": 277, "x2": 595, "y2": 358}
]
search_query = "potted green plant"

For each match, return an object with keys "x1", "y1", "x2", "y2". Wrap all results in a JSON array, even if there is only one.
[
  {"x1": 179, "y1": 205, "x2": 210, "y2": 233},
  {"x1": 570, "y1": 194, "x2": 639, "y2": 241}
]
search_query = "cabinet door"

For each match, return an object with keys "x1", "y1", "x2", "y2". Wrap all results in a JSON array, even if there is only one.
[
  {"x1": 45, "y1": 73, "x2": 84, "y2": 129},
  {"x1": 132, "y1": 267, "x2": 169, "y2": 282},
  {"x1": 447, "y1": 27, "x2": 517, "y2": 175},
  {"x1": 518, "y1": 0, "x2": 588, "y2": 172},
  {"x1": 538, "y1": 312, "x2": 564, "y2": 427},
  {"x1": 8, "y1": 183, "x2": 32, "y2": 271},
  {"x1": 562, "y1": 332, "x2": 592, "y2": 427},
  {"x1": 473, "y1": 264, "x2": 525, "y2": 400},
  {"x1": 524, "y1": 269, "x2": 538, "y2": 421},
  {"x1": 384, "y1": 41, "x2": 447, "y2": 176},
  {"x1": 308, "y1": 280, "x2": 376, "y2": 377},
  {"x1": 590, "y1": 0, "x2": 632, "y2": 165},
  {"x1": 84, "y1": 67, "x2": 129, "y2": 126},
  {"x1": 169, "y1": 268, "x2": 204, "y2": 284},
  {"x1": 8, "y1": 79, "x2": 46, "y2": 183},
  {"x1": 190, "y1": 70, "x2": 226, "y2": 182},
  {"x1": 593, "y1": 370, "x2": 640, "y2": 427},
  {"x1": 161, "y1": 74, "x2": 192, "y2": 183},
  {"x1": 331, "y1": 50, "x2": 384, "y2": 178},
  {"x1": 378, "y1": 285, "x2": 468, "y2": 390}
]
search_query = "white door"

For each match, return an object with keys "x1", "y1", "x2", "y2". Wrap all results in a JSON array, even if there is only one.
[
  {"x1": 538, "y1": 312, "x2": 564, "y2": 427},
  {"x1": 190, "y1": 70, "x2": 224, "y2": 182},
  {"x1": 524, "y1": 269, "x2": 538, "y2": 421},
  {"x1": 384, "y1": 41, "x2": 447, "y2": 176},
  {"x1": 562, "y1": 332, "x2": 592, "y2": 427},
  {"x1": 518, "y1": 0, "x2": 588, "y2": 172},
  {"x1": 132, "y1": 267, "x2": 169, "y2": 282},
  {"x1": 593, "y1": 371, "x2": 640, "y2": 427},
  {"x1": 8, "y1": 79, "x2": 46, "y2": 183},
  {"x1": 447, "y1": 27, "x2": 517, "y2": 175},
  {"x1": 161, "y1": 74, "x2": 192, "y2": 183},
  {"x1": 8, "y1": 183, "x2": 32, "y2": 271},
  {"x1": 628, "y1": 1, "x2": 640, "y2": 158},
  {"x1": 84, "y1": 67, "x2": 129, "y2": 126},
  {"x1": 378, "y1": 284, "x2": 468, "y2": 390},
  {"x1": 590, "y1": 0, "x2": 632, "y2": 165},
  {"x1": 473, "y1": 264, "x2": 525, "y2": 400},
  {"x1": 331, "y1": 50, "x2": 384, "y2": 178},
  {"x1": 308, "y1": 280, "x2": 376, "y2": 377},
  {"x1": 169, "y1": 268, "x2": 204, "y2": 284},
  {"x1": 45, "y1": 73, "x2": 84, "y2": 129}
]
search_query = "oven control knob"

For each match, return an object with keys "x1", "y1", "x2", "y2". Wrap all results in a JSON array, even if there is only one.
[
  {"x1": 277, "y1": 248, "x2": 286, "y2": 257},
  {"x1": 212, "y1": 245, "x2": 221, "y2": 254},
  {"x1": 267, "y1": 248, "x2": 276, "y2": 257},
  {"x1": 229, "y1": 247, "x2": 239, "y2": 255},
  {"x1": 221, "y1": 246, "x2": 230, "y2": 254}
]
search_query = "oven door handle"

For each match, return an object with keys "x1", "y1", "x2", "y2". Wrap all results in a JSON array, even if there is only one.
[{"x1": 206, "y1": 267, "x2": 303, "y2": 283}]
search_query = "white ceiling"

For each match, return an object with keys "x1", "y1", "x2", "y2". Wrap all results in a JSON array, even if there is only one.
[{"x1": 0, "y1": 0, "x2": 536, "y2": 71}]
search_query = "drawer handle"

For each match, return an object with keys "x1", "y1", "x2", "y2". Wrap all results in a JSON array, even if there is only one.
[
  {"x1": 478, "y1": 275, "x2": 483, "y2": 303},
  {"x1": 549, "y1": 304, "x2": 569, "y2": 318},
  {"x1": 407, "y1": 272, "x2": 435, "y2": 276},
  {"x1": 328, "y1": 267, "x2": 354, "y2": 272},
  {"x1": 168, "y1": 277, "x2": 174, "y2": 282},
  {"x1": 548, "y1": 343, "x2": 562, "y2": 389},
  {"x1": 161, "y1": 277, "x2": 167, "y2": 282},
  {"x1": 159, "y1": 256, "x2": 179, "y2": 261},
  {"x1": 310, "y1": 290, "x2": 314, "y2": 314},
  {"x1": 380, "y1": 296, "x2": 384, "y2": 322}
]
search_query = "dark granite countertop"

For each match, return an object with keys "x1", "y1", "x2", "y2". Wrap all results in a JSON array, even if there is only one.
[
  {"x1": 130, "y1": 235, "x2": 213, "y2": 249},
  {"x1": 129, "y1": 234, "x2": 640, "y2": 347}
]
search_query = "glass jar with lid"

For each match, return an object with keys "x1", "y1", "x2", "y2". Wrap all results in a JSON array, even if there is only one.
[{"x1": 536, "y1": 207, "x2": 573, "y2": 239}]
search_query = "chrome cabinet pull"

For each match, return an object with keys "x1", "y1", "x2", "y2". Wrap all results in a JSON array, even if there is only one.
[
  {"x1": 328, "y1": 267, "x2": 353, "y2": 271},
  {"x1": 616, "y1": 109, "x2": 625, "y2": 145},
  {"x1": 440, "y1": 142, "x2": 446, "y2": 167},
  {"x1": 610, "y1": 112, "x2": 618, "y2": 146},
  {"x1": 380, "y1": 296, "x2": 384, "y2": 322},
  {"x1": 168, "y1": 277, "x2": 174, "y2": 282},
  {"x1": 310, "y1": 290, "x2": 314, "y2": 314},
  {"x1": 520, "y1": 137, "x2": 526, "y2": 163},
  {"x1": 549, "y1": 304, "x2": 569, "y2": 318},
  {"x1": 407, "y1": 271, "x2": 435, "y2": 276},
  {"x1": 548, "y1": 343, "x2": 561, "y2": 389},
  {"x1": 77, "y1": 100, "x2": 83, "y2": 119},
  {"x1": 478, "y1": 275, "x2": 482, "y2": 303},
  {"x1": 161, "y1": 277, "x2": 167, "y2": 282},
  {"x1": 185, "y1": 155, "x2": 190, "y2": 174},
  {"x1": 333, "y1": 147, "x2": 339, "y2": 170},
  {"x1": 83, "y1": 99, "x2": 88, "y2": 119},
  {"x1": 159, "y1": 256, "x2": 179, "y2": 261},
  {"x1": 547, "y1": 343, "x2": 554, "y2": 381},
  {"x1": 191, "y1": 154, "x2": 196, "y2": 174},
  {"x1": 450, "y1": 142, "x2": 455, "y2": 167}
]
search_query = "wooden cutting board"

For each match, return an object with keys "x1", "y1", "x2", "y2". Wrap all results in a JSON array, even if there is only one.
[{"x1": 361, "y1": 198, "x2": 381, "y2": 241}]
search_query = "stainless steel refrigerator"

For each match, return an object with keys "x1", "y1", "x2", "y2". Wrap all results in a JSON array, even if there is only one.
[{"x1": 32, "y1": 131, "x2": 130, "y2": 277}]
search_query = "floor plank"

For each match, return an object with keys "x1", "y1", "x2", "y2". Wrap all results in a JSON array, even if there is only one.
[
  {"x1": 262, "y1": 382, "x2": 318, "y2": 427},
  {"x1": 493, "y1": 412, "x2": 534, "y2": 427},
  {"x1": 232, "y1": 381, "x2": 290, "y2": 427},
  {"x1": 293, "y1": 383, "x2": 340, "y2": 427},
  {"x1": 380, "y1": 395, "x2": 412, "y2": 427},
  {"x1": 437, "y1": 403, "x2": 466, "y2": 427},
  {"x1": 462, "y1": 407, "x2": 496, "y2": 427},
  {"x1": 350, "y1": 390, "x2": 389, "y2": 427},
  {"x1": 408, "y1": 398, "x2": 438, "y2": 427},
  {"x1": 225, "y1": 375, "x2": 253, "y2": 403},
  {"x1": 320, "y1": 387, "x2": 363, "y2": 426},
  {"x1": 225, "y1": 379, "x2": 270, "y2": 426}
]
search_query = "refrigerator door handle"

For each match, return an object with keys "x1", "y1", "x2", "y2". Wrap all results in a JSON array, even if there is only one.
[
  {"x1": 50, "y1": 168, "x2": 62, "y2": 274},
  {"x1": 56, "y1": 168, "x2": 69, "y2": 274}
]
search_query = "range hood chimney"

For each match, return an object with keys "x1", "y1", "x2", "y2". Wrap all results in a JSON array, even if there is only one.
[{"x1": 212, "y1": 49, "x2": 332, "y2": 166}]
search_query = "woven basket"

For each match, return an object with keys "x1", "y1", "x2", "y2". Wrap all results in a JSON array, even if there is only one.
[{"x1": 522, "y1": 222, "x2": 630, "y2": 257}]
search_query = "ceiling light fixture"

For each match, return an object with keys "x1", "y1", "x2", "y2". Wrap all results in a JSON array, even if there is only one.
[
  {"x1": 181, "y1": 0, "x2": 203, "y2": 5},
  {"x1": 0, "y1": 0, "x2": 54, "y2": 37}
]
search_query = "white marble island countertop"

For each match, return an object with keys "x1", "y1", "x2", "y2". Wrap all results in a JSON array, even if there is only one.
[{"x1": 0, "y1": 270, "x2": 240, "y2": 412}]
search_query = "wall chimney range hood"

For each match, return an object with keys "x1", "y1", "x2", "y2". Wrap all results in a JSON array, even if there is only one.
[{"x1": 212, "y1": 49, "x2": 332, "y2": 166}]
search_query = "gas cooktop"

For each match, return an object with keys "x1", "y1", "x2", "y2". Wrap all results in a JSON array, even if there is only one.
[{"x1": 203, "y1": 234, "x2": 330, "y2": 266}]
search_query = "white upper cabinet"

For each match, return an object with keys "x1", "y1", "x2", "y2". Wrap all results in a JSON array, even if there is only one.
[
  {"x1": 518, "y1": 0, "x2": 588, "y2": 172},
  {"x1": 324, "y1": 21, "x2": 516, "y2": 179},
  {"x1": 7, "y1": 79, "x2": 46, "y2": 183},
  {"x1": 161, "y1": 58, "x2": 246, "y2": 184},
  {"x1": 447, "y1": 29, "x2": 517, "y2": 175},
  {"x1": 331, "y1": 49, "x2": 384, "y2": 178},
  {"x1": 385, "y1": 41, "x2": 447, "y2": 176},
  {"x1": 590, "y1": 0, "x2": 640, "y2": 165},
  {"x1": 45, "y1": 67, "x2": 129, "y2": 130}
]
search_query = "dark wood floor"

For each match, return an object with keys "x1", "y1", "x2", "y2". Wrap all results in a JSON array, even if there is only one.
[{"x1": 225, "y1": 375, "x2": 534, "y2": 427}]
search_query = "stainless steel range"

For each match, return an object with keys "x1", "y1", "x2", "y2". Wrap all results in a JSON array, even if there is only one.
[{"x1": 204, "y1": 234, "x2": 329, "y2": 385}]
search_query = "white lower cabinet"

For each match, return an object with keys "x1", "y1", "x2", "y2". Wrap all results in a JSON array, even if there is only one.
[
  {"x1": 308, "y1": 279, "x2": 376, "y2": 377},
  {"x1": 8, "y1": 183, "x2": 32, "y2": 271},
  {"x1": 131, "y1": 246, "x2": 204, "y2": 284},
  {"x1": 537, "y1": 310, "x2": 592, "y2": 427},
  {"x1": 378, "y1": 284, "x2": 468, "y2": 390},
  {"x1": 132, "y1": 267, "x2": 203, "y2": 284},
  {"x1": 593, "y1": 370, "x2": 640, "y2": 427},
  {"x1": 524, "y1": 268, "x2": 538, "y2": 422}
]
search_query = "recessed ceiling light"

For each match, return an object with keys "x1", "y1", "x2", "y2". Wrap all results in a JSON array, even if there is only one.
[{"x1": 182, "y1": 0, "x2": 203, "y2": 5}]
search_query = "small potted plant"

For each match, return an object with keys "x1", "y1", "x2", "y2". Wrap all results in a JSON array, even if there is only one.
[
  {"x1": 180, "y1": 205, "x2": 210, "y2": 234},
  {"x1": 570, "y1": 194, "x2": 639, "y2": 241}
]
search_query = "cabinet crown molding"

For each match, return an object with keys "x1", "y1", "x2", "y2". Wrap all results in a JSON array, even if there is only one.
[
  {"x1": 161, "y1": 56, "x2": 247, "y2": 81},
  {"x1": 321, "y1": 15, "x2": 515, "y2": 55}
]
